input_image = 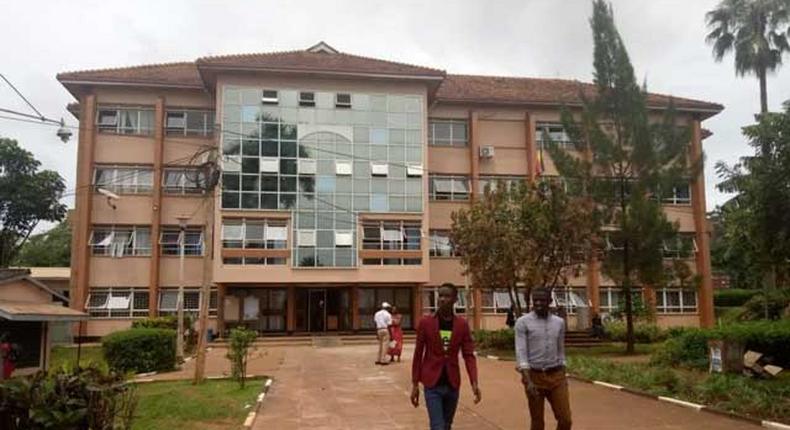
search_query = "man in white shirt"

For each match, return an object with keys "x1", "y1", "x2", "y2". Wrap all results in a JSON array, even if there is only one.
[{"x1": 374, "y1": 302, "x2": 393, "y2": 365}]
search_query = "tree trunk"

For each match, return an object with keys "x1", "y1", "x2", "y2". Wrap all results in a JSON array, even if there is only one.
[
  {"x1": 620, "y1": 177, "x2": 635, "y2": 354},
  {"x1": 759, "y1": 67, "x2": 768, "y2": 115},
  {"x1": 509, "y1": 286, "x2": 522, "y2": 316}
]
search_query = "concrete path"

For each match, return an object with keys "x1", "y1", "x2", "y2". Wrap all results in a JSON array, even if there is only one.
[{"x1": 253, "y1": 344, "x2": 760, "y2": 430}]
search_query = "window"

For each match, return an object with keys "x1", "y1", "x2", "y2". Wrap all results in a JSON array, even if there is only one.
[
  {"x1": 406, "y1": 163, "x2": 423, "y2": 177},
  {"x1": 158, "y1": 288, "x2": 218, "y2": 316},
  {"x1": 165, "y1": 110, "x2": 214, "y2": 137},
  {"x1": 297, "y1": 230, "x2": 317, "y2": 247},
  {"x1": 163, "y1": 167, "x2": 206, "y2": 194},
  {"x1": 335, "y1": 93, "x2": 352, "y2": 109},
  {"x1": 221, "y1": 219, "x2": 288, "y2": 251},
  {"x1": 552, "y1": 287, "x2": 588, "y2": 315},
  {"x1": 536, "y1": 122, "x2": 575, "y2": 149},
  {"x1": 334, "y1": 231, "x2": 354, "y2": 247},
  {"x1": 480, "y1": 289, "x2": 527, "y2": 314},
  {"x1": 656, "y1": 288, "x2": 697, "y2": 313},
  {"x1": 662, "y1": 182, "x2": 692, "y2": 205},
  {"x1": 429, "y1": 175, "x2": 470, "y2": 201},
  {"x1": 96, "y1": 107, "x2": 154, "y2": 135},
  {"x1": 370, "y1": 162, "x2": 389, "y2": 177},
  {"x1": 85, "y1": 288, "x2": 149, "y2": 318},
  {"x1": 662, "y1": 234, "x2": 698, "y2": 259},
  {"x1": 335, "y1": 160, "x2": 352, "y2": 176},
  {"x1": 89, "y1": 226, "x2": 151, "y2": 257},
  {"x1": 359, "y1": 288, "x2": 413, "y2": 329},
  {"x1": 298, "y1": 159, "x2": 317, "y2": 175},
  {"x1": 299, "y1": 92, "x2": 316, "y2": 107},
  {"x1": 599, "y1": 287, "x2": 644, "y2": 314},
  {"x1": 362, "y1": 220, "x2": 422, "y2": 265},
  {"x1": 478, "y1": 175, "x2": 525, "y2": 194},
  {"x1": 422, "y1": 287, "x2": 472, "y2": 314},
  {"x1": 429, "y1": 230, "x2": 458, "y2": 257},
  {"x1": 428, "y1": 119, "x2": 468, "y2": 146},
  {"x1": 160, "y1": 227, "x2": 204, "y2": 256},
  {"x1": 93, "y1": 166, "x2": 153, "y2": 194},
  {"x1": 260, "y1": 157, "x2": 279, "y2": 173},
  {"x1": 262, "y1": 90, "x2": 279, "y2": 105}
]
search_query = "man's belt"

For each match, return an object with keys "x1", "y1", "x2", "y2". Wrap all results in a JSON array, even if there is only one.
[{"x1": 529, "y1": 365, "x2": 565, "y2": 373}]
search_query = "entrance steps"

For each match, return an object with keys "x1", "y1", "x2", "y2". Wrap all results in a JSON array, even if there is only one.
[
  {"x1": 564, "y1": 330, "x2": 606, "y2": 348},
  {"x1": 211, "y1": 333, "x2": 417, "y2": 348}
]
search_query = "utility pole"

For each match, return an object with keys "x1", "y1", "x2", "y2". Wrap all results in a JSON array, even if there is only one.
[
  {"x1": 176, "y1": 215, "x2": 189, "y2": 362},
  {"x1": 193, "y1": 184, "x2": 215, "y2": 383}
]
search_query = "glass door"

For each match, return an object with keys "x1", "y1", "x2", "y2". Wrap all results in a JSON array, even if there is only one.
[{"x1": 308, "y1": 289, "x2": 326, "y2": 332}]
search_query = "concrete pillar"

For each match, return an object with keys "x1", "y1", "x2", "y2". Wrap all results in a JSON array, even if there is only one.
[
  {"x1": 691, "y1": 119, "x2": 715, "y2": 328},
  {"x1": 350, "y1": 285, "x2": 359, "y2": 331},
  {"x1": 287, "y1": 285, "x2": 296, "y2": 333},
  {"x1": 70, "y1": 94, "x2": 96, "y2": 333},
  {"x1": 413, "y1": 285, "x2": 422, "y2": 330},
  {"x1": 525, "y1": 112, "x2": 537, "y2": 182},
  {"x1": 217, "y1": 283, "x2": 227, "y2": 336},
  {"x1": 148, "y1": 97, "x2": 165, "y2": 317},
  {"x1": 469, "y1": 111, "x2": 480, "y2": 201}
]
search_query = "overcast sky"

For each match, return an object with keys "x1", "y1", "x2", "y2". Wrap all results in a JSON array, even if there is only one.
[{"x1": 2, "y1": 0, "x2": 789, "y2": 231}]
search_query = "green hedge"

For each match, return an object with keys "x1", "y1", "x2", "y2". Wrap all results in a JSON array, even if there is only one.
[
  {"x1": 102, "y1": 328, "x2": 176, "y2": 373},
  {"x1": 603, "y1": 321, "x2": 667, "y2": 343},
  {"x1": 653, "y1": 320, "x2": 790, "y2": 369},
  {"x1": 714, "y1": 289, "x2": 761, "y2": 307},
  {"x1": 742, "y1": 290, "x2": 790, "y2": 320},
  {"x1": 131, "y1": 316, "x2": 178, "y2": 330},
  {"x1": 472, "y1": 329, "x2": 515, "y2": 351}
]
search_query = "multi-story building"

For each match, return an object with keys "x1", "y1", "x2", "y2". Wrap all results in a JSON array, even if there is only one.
[{"x1": 57, "y1": 42, "x2": 722, "y2": 338}]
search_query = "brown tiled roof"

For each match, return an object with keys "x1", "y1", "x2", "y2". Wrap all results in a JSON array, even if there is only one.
[
  {"x1": 436, "y1": 74, "x2": 723, "y2": 113},
  {"x1": 57, "y1": 61, "x2": 203, "y2": 88},
  {"x1": 0, "y1": 301, "x2": 87, "y2": 321},
  {"x1": 195, "y1": 50, "x2": 445, "y2": 78}
]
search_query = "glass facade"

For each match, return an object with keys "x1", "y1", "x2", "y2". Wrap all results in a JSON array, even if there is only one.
[{"x1": 220, "y1": 86, "x2": 424, "y2": 268}]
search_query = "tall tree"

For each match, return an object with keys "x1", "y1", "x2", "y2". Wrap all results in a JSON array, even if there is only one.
[
  {"x1": 715, "y1": 104, "x2": 790, "y2": 291},
  {"x1": 12, "y1": 220, "x2": 71, "y2": 267},
  {"x1": 546, "y1": 0, "x2": 695, "y2": 353},
  {"x1": 706, "y1": 0, "x2": 790, "y2": 114},
  {"x1": 0, "y1": 138, "x2": 67, "y2": 267},
  {"x1": 450, "y1": 180, "x2": 595, "y2": 316}
]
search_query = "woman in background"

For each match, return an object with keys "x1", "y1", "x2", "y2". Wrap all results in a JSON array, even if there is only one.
[{"x1": 388, "y1": 306, "x2": 404, "y2": 362}]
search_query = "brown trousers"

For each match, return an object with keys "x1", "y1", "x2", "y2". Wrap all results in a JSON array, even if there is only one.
[{"x1": 525, "y1": 369, "x2": 572, "y2": 430}]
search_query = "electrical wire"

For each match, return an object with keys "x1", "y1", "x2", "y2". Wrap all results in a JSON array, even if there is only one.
[{"x1": 0, "y1": 73, "x2": 45, "y2": 119}]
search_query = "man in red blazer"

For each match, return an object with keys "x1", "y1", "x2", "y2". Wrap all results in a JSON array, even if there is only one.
[{"x1": 411, "y1": 283, "x2": 481, "y2": 429}]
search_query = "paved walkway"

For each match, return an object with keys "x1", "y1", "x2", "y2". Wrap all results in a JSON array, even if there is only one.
[{"x1": 252, "y1": 344, "x2": 760, "y2": 430}]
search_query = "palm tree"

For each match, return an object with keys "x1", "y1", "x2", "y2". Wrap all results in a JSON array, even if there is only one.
[{"x1": 706, "y1": 0, "x2": 790, "y2": 114}]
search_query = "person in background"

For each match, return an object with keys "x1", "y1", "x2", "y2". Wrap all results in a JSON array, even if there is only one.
[
  {"x1": 411, "y1": 283, "x2": 481, "y2": 429},
  {"x1": 591, "y1": 313, "x2": 604, "y2": 339},
  {"x1": 506, "y1": 305, "x2": 516, "y2": 329},
  {"x1": 374, "y1": 302, "x2": 393, "y2": 366},
  {"x1": 515, "y1": 287, "x2": 572, "y2": 430},
  {"x1": 388, "y1": 306, "x2": 404, "y2": 362}
]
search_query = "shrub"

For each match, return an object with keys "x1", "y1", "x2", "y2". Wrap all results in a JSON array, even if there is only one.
[
  {"x1": 102, "y1": 328, "x2": 176, "y2": 373},
  {"x1": 603, "y1": 321, "x2": 666, "y2": 343},
  {"x1": 0, "y1": 365, "x2": 136, "y2": 430},
  {"x1": 742, "y1": 290, "x2": 790, "y2": 320},
  {"x1": 226, "y1": 327, "x2": 257, "y2": 388},
  {"x1": 131, "y1": 316, "x2": 177, "y2": 330},
  {"x1": 714, "y1": 289, "x2": 761, "y2": 307},
  {"x1": 652, "y1": 320, "x2": 790, "y2": 368},
  {"x1": 472, "y1": 329, "x2": 515, "y2": 351}
]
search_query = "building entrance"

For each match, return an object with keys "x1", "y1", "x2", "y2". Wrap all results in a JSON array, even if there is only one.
[{"x1": 295, "y1": 287, "x2": 351, "y2": 332}]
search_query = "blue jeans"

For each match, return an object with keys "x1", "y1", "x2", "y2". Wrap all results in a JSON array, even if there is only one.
[{"x1": 424, "y1": 383, "x2": 460, "y2": 430}]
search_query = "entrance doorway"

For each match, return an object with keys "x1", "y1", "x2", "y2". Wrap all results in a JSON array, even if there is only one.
[
  {"x1": 308, "y1": 289, "x2": 326, "y2": 332},
  {"x1": 295, "y1": 288, "x2": 351, "y2": 332}
]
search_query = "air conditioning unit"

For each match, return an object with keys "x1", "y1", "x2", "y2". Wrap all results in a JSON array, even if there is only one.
[{"x1": 479, "y1": 145, "x2": 495, "y2": 158}]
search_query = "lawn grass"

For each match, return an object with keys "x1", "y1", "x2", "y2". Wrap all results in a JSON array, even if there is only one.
[
  {"x1": 567, "y1": 355, "x2": 790, "y2": 423},
  {"x1": 50, "y1": 345, "x2": 106, "y2": 370},
  {"x1": 132, "y1": 378, "x2": 265, "y2": 430}
]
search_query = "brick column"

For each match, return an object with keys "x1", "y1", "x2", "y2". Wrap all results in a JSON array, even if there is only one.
[
  {"x1": 70, "y1": 94, "x2": 96, "y2": 326},
  {"x1": 586, "y1": 256, "x2": 601, "y2": 316},
  {"x1": 217, "y1": 283, "x2": 227, "y2": 336},
  {"x1": 472, "y1": 287, "x2": 482, "y2": 330},
  {"x1": 147, "y1": 97, "x2": 165, "y2": 317},
  {"x1": 469, "y1": 111, "x2": 480, "y2": 201},
  {"x1": 525, "y1": 112, "x2": 537, "y2": 182},
  {"x1": 691, "y1": 119, "x2": 715, "y2": 328}
]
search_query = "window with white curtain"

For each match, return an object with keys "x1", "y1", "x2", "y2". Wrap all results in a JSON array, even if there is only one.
[
  {"x1": 93, "y1": 166, "x2": 153, "y2": 194},
  {"x1": 85, "y1": 288, "x2": 149, "y2": 318},
  {"x1": 89, "y1": 226, "x2": 151, "y2": 257}
]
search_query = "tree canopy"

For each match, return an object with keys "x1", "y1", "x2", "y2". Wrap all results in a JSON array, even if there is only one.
[
  {"x1": 546, "y1": 0, "x2": 696, "y2": 352},
  {"x1": 12, "y1": 220, "x2": 71, "y2": 267},
  {"x1": 0, "y1": 138, "x2": 67, "y2": 267}
]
